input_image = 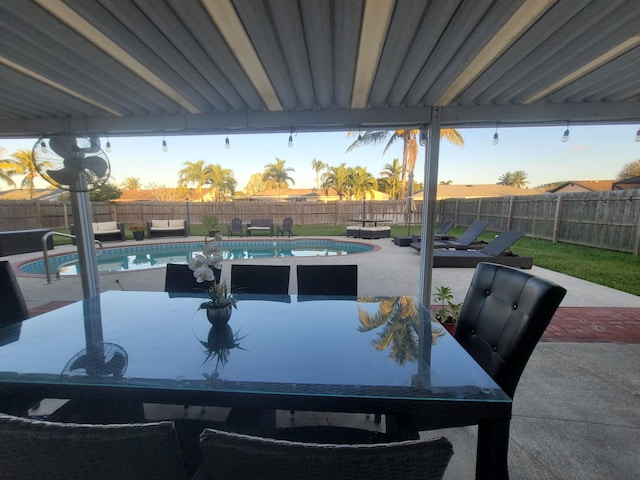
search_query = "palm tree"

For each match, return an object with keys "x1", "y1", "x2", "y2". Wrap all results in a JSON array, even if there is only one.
[
  {"x1": 262, "y1": 157, "x2": 295, "y2": 201},
  {"x1": 321, "y1": 163, "x2": 351, "y2": 200},
  {"x1": 497, "y1": 170, "x2": 528, "y2": 188},
  {"x1": 3, "y1": 149, "x2": 47, "y2": 199},
  {"x1": 206, "y1": 164, "x2": 237, "y2": 201},
  {"x1": 311, "y1": 159, "x2": 325, "y2": 190},
  {"x1": 120, "y1": 177, "x2": 142, "y2": 191},
  {"x1": 347, "y1": 128, "x2": 464, "y2": 198},
  {"x1": 511, "y1": 170, "x2": 529, "y2": 188},
  {"x1": 350, "y1": 166, "x2": 377, "y2": 200},
  {"x1": 0, "y1": 147, "x2": 17, "y2": 188},
  {"x1": 379, "y1": 158, "x2": 403, "y2": 199},
  {"x1": 178, "y1": 160, "x2": 212, "y2": 201}
]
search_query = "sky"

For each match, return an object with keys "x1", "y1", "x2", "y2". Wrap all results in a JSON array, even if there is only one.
[{"x1": 1, "y1": 124, "x2": 638, "y2": 192}]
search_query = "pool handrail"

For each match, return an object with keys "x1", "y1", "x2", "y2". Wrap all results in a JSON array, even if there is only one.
[{"x1": 41, "y1": 231, "x2": 103, "y2": 284}]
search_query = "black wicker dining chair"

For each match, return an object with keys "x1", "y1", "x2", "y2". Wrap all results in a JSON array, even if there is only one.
[
  {"x1": 164, "y1": 263, "x2": 218, "y2": 293},
  {"x1": 0, "y1": 260, "x2": 29, "y2": 327},
  {"x1": 296, "y1": 264, "x2": 358, "y2": 296},
  {"x1": 198, "y1": 427, "x2": 453, "y2": 480},
  {"x1": 0, "y1": 413, "x2": 188, "y2": 480},
  {"x1": 230, "y1": 264, "x2": 290, "y2": 295}
]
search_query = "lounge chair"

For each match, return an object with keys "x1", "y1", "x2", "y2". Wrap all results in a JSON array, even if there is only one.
[
  {"x1": 433, "y1": 220, "x2": 489, "y2": 249},
  {"x1": 433, "y1": 219, "x2": 455, "y2": 239},
  {"x1": 432, "y1": 230, "x2": 533, "y2": 268}
]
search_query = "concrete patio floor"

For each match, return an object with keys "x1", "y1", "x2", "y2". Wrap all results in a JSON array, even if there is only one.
[{"x1": 6, "y1": 235, "x2": 640, "y2": 479}]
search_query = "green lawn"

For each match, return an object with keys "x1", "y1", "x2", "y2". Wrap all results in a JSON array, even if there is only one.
[{"x1": 51, "y1": 224, "x2": 640, "y2": 296}]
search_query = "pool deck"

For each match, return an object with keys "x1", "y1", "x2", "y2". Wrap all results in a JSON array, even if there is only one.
[{"x1": 5, "y1": 235, "x2": 640, "y2": 479}]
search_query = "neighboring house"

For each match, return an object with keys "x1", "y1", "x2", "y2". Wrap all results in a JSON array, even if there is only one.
[
  {"x1": 0, "y1": 188, "x2": 65, "y2": 201},
  {"x1": 612, "y1": 176, "x2": 640, "y2": 190},
  {"x1": 413, "y1": 184, "x2": 547, "y2": 200},
  {"x1": 247, "y1": 187, "x2": 359, "y2": 202},
  {"x1": 547, "y1": 180, "x2": 615, "y2": 193}
]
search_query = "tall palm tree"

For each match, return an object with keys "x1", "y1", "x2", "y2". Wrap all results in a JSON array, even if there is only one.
[
  {"x1": 347, "y1": 128, "x2": 464, "y2": 198},
  {"x1": 321, "y1": 163, "x2": 351, "y2": 200},
  {"x1": 350, "y1": 166, "x2": 377, "y2": 200},
  {"x1": 178, "y1": 160, "x2": 212, "y2": 201},
  {"x1": 379, "y1": 158, "x2": 403, "y2": 199},
  {"x1": 120, "y1": 177, "x2": 142, "y2": 191},
  {"x1": 311, "y1": 158, "x2": 325, "y2": 190},
  {"x1": 262, "y1": 157, "x2": 295, "y2": 201},
  {"x1": 206, "y1": 164, "x2": 237, "y2": 201}
]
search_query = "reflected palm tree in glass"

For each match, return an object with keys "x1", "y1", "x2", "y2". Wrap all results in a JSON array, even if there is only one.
[{"x1": 357, "y1": 296, "x2": 445, "y2": 366}]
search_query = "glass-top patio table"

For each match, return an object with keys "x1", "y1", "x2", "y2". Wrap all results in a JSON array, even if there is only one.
[{"x1": 0, "y1": 291, "x2": 512, "y2": 479}]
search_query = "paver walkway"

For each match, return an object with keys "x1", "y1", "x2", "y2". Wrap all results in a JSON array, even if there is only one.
[
  {"x1": 542, "y1": 307, "x2": 640, "y2": 343},
  {"x1": 28, "y1": 302, "x2": 640, "y2": 344}
]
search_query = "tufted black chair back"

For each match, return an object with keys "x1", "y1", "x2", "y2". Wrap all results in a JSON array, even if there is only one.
[
  {"x1": 455, "y1": 262, "x2": 566, "y2": 398},
  {"x1": 0, "y1": 261, "x2": 29, "y2": 327}
]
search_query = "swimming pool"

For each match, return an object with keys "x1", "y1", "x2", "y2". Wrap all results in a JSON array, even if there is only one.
[{"x1": 19, "y1": 239, "x2": 374, "y2": 275}]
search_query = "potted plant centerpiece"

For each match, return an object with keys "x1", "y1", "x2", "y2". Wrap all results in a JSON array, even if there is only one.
[
  {"x1": 129, "y1": 223, "x2": 146, "y2": 241},
  {"x1": 188, "y1": 232, "x2": 233, "y2": 325},
  {"x1": 432, "y1": 286, "x2": 462, "y2": 335},
  {"x1": 199, "y1": 281, "x2": 237, "y2": 326}
]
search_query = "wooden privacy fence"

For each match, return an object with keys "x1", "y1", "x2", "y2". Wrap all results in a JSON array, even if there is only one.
[{"x1": 1, "y1": 188, "x2": 639, "y2": 254}]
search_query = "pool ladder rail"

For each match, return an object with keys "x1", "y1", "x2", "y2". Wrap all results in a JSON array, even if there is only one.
[{"x1": 41, "y1": 231, "x2": 103, "y2": 284}]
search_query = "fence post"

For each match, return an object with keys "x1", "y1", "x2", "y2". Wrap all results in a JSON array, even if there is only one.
[
  {"x1": 507, "y1": 196, "x2": 515, "y2": 230},
  {"x1": 634, "y1": 202, "x2": 640, "y2": 255},
  {"x1": 553, "y1": 194, "x2": 563, "y2": 243}
]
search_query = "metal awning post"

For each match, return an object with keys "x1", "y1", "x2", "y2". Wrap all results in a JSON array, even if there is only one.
[{"x1": 419, "y1": 109, "x2": 441, "y2": 306}]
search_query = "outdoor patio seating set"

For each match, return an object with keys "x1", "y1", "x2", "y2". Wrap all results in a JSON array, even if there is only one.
[
  {"x1": 227, "y1": 218, "x2": 294, "y2": 237},
  {"x1": 69, "y1": 219, "x2": 187, "y2": 242}
]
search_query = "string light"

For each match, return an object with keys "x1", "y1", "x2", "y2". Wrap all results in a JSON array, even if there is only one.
[
  {"x1": 635, "y1": 127, "x2": 640, "y2": 142},
  {"x1": 493, "y1": 125, "x2": 499, "y2": 145},
  {"x1": 225, "y1": 135, "x2": 230, "y2": 149},
  {"x1": 419, "y1": 129, "x2": 427, "y2": 147},
  {"x1": 561, "y1": 122, "x2": 569, "y2": 142},
  {"x1": 162, "y1": 136, "x2": 168, "y2": 152},
  {"x1": 288, "y1": 128, "x2": 294, "y2": 148},
  {"x1": 40, "y1": 140, "x2": 48, "y2": 153},
  {"x1": 105, "y1": 137, "x2": 112, "y2": 153}
]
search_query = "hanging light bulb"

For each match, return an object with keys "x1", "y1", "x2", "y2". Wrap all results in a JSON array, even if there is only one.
[
  {"x1": 40, "y1": 141, "x2": 48, "y2": 153},
  {"x1": 635, "y1": 128, "x2": 640, "y2": 142},
  {"x1": 493, "y1": 126, "x2": 499, "y2": 145},
  {"x1": 419, "y1": 130, "x2": 427, "y2": 147},
  {"x1": 288, "y1": 128, "x2": 294, "y2": 148},
  {"x1": 225, "y1": 135, "x2": 230, "y2": 149},
  {"x1": 162, "y1": 137, "x2": 168, "y2": 152},
  {"x1": 561, "y1": 123, "x2": 570, "y2": 142},
  {"x1": 105, "y1": 137, "x2": 112, "y2": 153}
]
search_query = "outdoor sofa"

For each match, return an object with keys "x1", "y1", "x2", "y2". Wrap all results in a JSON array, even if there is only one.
[
  {"x1": 146, "y1": 219, "x2": 187, "y2": 238},
  {"x1": 246, "y1": 219, "x2": 274, "y2": 236},
  {"x1": 70, "y1": 221, "x2": 125, "y2": 244}
]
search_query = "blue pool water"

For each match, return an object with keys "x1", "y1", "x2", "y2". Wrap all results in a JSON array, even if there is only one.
[{"x1": 19, "y1": 239, "x2": 373, "y2": 275}]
